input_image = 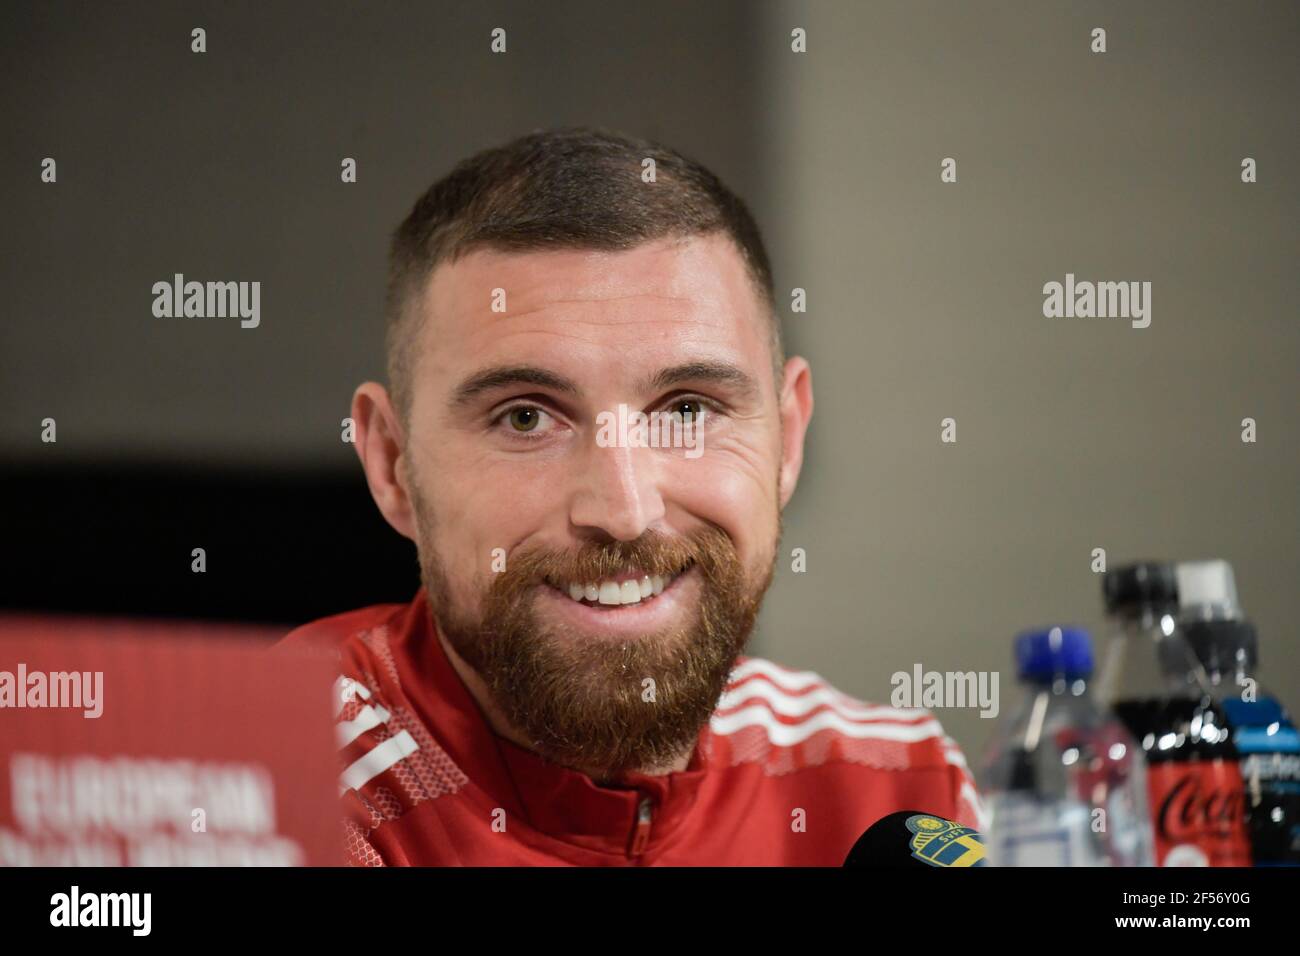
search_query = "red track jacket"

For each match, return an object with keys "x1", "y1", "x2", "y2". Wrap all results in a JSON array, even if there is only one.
[{"x1": 278, "y1": 589, "x2": 984, "y2": 866}]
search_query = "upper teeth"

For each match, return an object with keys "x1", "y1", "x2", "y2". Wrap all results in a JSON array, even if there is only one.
[{"x1": 562, "y1": 572, "x2": 677, "y2": 606}]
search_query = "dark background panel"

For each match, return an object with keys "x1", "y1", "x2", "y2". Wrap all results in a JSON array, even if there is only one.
[{"x1": 3, "y1": 461, "x2": 419, "y2": 625}]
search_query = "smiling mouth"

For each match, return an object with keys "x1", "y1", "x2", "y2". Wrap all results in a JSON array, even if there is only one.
[{"x1": 543, "y1": 560, "x2": 695, "y2": 609}]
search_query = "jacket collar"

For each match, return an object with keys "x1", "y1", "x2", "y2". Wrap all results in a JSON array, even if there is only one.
[{"x1": 400, "y1": 588, "x2": 712, "y2": 858}]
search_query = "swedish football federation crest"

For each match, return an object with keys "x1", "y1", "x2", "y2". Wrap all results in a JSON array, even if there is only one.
[{"x1": 904, "y1": 814, "x2": 987, "y2": 867}]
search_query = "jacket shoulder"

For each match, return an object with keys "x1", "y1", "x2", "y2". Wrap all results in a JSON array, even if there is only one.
[
  {"x1": 274, "y1": 595, "x2": 466, "y2": 866},
  {"x1": 710, "y1": 654, "x2": 971, "y2": 776}
]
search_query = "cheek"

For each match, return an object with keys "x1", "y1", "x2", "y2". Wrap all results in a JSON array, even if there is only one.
[
  {"x1": 665, "y1": 455, "x2": 779, "y2": 561},
  {"x1": 425, "y1": 463, "x2": 555, "y2": 591}
]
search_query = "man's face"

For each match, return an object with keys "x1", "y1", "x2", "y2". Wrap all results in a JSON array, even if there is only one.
[{"x1": 367, "y1": 233, "x2": 810, "y2": 778}]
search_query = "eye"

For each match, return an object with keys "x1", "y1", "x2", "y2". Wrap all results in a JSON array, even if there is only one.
[
  {"x1": 661, "y1": 396, "x2": 719, "y2": 423},
  {"x1": 507, "y1": 407, "x2": 541, "y2": 432},
  {"x1": 492, "y1": 404, "x2": 556, "y2": 438}
]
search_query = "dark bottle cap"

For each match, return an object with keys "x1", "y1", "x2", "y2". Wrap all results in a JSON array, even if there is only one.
[
  {"x1": 1103, "y1": 561, "x2": 1179, "y2": 616},
  {"x1": 1182, "y1": 618, "x2": 1259, "y2": 676}
]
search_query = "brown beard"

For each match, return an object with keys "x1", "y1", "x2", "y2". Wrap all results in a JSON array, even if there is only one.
[{"x1": 414, "y1": 511, "x2": 773, "y2": 780}]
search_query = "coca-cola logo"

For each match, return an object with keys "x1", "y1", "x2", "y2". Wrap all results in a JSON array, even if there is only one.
[{"x1": 1156, "y1": 771, "x2": 1247, "y2": 843}]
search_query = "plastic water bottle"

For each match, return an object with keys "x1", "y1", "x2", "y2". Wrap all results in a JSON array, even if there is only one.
[{"x1": 981, "y1": 626, "x2": 1154, "y2": 866}]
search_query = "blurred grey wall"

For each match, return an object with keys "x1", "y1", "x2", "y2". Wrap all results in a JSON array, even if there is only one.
[
  {"x1": 2, "y1": 1, "x2": 1296, "y2": 760},
  {"x1": 756, "y1": 0, "x2": 1299, "y2": 757}
]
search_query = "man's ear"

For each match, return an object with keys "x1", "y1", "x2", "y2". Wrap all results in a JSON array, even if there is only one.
[
  {"x1": 776, "y1": 357, "x2": 814, "y2": 509},
  {"x1": 351, "y1": 382, "x2": 417, "y2": 541}
]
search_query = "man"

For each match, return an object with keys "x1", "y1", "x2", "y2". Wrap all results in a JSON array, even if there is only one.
[{"x1": 279, "y1": 127, "x2": 982, "y2": 865}]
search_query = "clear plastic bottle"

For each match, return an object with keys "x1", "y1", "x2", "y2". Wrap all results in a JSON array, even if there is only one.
[{"x1": 981, "y1": 626, "x2": 1154, "y2": 866}]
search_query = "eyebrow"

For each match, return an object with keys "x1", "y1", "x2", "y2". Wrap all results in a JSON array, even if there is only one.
[
  {"x1": 643, "y1": 361, "x2": 761, "y2": 402},
  {"x1": 447, "y1": 360, "x2": 761, "y2": 410},
  {"x1": 448, "y1": 365, "x2": 580, "y2": 410}
]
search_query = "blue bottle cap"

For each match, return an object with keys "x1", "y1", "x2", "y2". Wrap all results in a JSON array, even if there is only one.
[{"x1": 1014, "y1": 626, "x2": 1094, "y2": 682}]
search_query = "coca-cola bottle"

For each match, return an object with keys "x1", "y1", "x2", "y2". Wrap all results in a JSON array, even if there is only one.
[
  {"x1": 1118, "y1": 649, "x2": 1252, "y2": 866},
  {"x1": 1099, "y1": 561, "x2": 1251, "y2": 865}
]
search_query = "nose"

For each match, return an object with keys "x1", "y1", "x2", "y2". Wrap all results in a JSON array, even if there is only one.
[{"x1": 568, "y1": 441, "x2": 666, "y2": 542}]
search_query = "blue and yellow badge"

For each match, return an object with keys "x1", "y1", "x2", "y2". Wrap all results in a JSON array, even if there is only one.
[{"x1": 904, "y1": 814, "x2": 987, "y2": 867}]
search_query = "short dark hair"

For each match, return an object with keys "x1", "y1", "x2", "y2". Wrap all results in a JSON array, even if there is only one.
[{"x1": 384, "y1": 126, "x2": 783, "y2": 420}]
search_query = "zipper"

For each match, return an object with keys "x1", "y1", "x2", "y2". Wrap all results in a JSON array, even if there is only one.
[{"x1": 628, "y1": 796, "x2": 653, "y2": 857}]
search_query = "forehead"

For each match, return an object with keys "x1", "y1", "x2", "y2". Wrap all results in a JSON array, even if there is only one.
[{"x1": 415, "y1": 233, "x2": 768, "y2": 379}]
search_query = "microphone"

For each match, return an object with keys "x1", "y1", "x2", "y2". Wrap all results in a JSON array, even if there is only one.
[{"x1": 843, "y1": 811, "x2": 987, "y2": 867}]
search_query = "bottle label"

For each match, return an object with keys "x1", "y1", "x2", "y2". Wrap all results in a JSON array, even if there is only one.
[
  {"x1": 986, "y1": 795, "x2": 1094, "y2": 866},
  {"x1": 1147, "y1": 762, "x2": 1251, "y2": 866},
  {"x1": 1221, "y1": 696, "x2": 1300, "y2": 864}
]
